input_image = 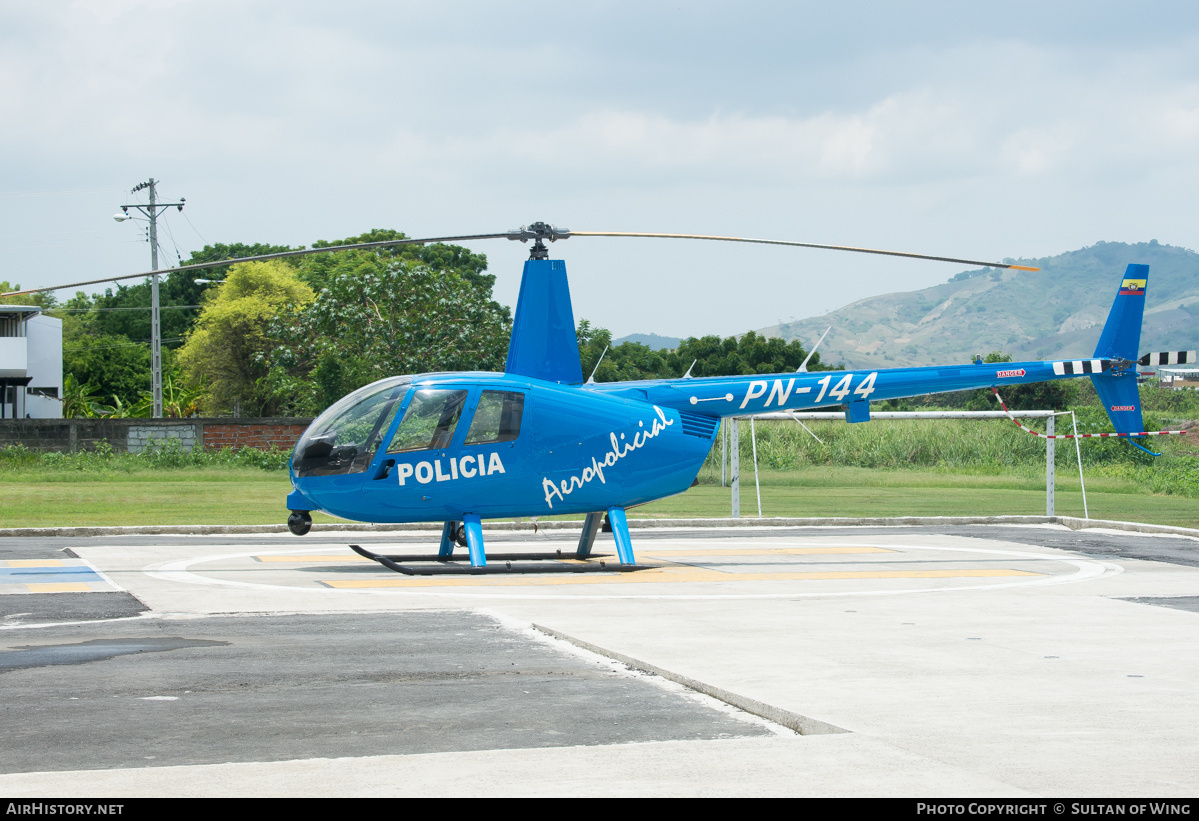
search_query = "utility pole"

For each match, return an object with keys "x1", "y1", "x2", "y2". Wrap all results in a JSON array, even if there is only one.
[{"x1": 116, "y1": 179, "x2": 184, "y2": 418}]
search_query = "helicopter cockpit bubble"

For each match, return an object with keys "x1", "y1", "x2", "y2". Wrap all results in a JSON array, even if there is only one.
[{"x1": 292, "y1": 375, "x2": 412, "y2": 478}]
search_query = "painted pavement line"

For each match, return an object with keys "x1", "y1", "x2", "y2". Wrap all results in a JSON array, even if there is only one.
[
  {"x1": 250, "y1": 546, "x2": 897, "y2": 563},
  {"x1": 0, "y1": 559, "x2": 125, "y2": 595},
  {"x1": 318, "y1": 568, "x2": 1041, "y2": 589},
  {"x1": 142, "y1": 542, "x2": 1120, "y2": 601}
]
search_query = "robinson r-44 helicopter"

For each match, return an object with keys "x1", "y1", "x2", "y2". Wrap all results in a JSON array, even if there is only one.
[
  {"x1": 276, "y1": 223, "x2": 1192, "y2": 573},
  {"x1": 6, "y1": 222, "x2": 1191, "y2": 574}
]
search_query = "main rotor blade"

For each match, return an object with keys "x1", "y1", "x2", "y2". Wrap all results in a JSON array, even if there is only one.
[
  {"x1": 566, "y1": 231, "x2": 1040, "y2": 271},
  {"x1": 0, "y1": 232, "x2": 512, "y2": 297},
  {"x1": 2, "y1": 223, "x2": 1039, "y2": 298}
]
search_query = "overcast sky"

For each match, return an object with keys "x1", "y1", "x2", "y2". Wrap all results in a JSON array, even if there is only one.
[{"x1": 3, "y1": 1, "x2": 1198, "y2": 338}]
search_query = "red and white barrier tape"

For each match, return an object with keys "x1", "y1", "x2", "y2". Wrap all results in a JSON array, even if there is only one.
[{"x1": 991, "y1": 388, "x2": 1188, "y2": 440}]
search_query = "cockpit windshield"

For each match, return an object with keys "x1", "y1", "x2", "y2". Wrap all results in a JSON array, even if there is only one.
[{"x1": 292, "y1": 376, "x2": 411, "y2": 478}]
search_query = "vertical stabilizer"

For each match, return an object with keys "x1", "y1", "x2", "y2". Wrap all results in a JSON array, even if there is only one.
[
  {"x1": 1091, "y1": 264, "x2": 1148, "y2": 442},
  {"x1": 505, "y1": 259, "x2": 584, "y2": 384},
  {"x1": 1092, "y1": 263, "x2": 1148, "y2": 361}
]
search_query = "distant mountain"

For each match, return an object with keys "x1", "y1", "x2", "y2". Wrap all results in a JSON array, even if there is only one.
[
  {"x1": 613, "y1": 332, "x2": 682, "y2": 351},
  {"x1": 757, "y1": 241, "x2": 1199, "y2": 370}
]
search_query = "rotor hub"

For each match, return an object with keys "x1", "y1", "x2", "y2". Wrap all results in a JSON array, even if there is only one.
[{"x1": 507, "y1": 222, "x2": 570, "y2": 260}]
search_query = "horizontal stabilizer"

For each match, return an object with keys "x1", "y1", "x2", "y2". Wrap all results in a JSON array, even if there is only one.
[
  {"x1": 1139, "y1": 351, "x2": 1197, "y2": 367},
  {"x1": 1091, "y1": 372, "x2": 1145, "y2": 436}
]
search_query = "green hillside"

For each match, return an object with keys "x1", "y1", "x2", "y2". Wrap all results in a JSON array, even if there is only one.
[{"x1": 759, "y1": 241, "x2": 1199, "y2": 369}]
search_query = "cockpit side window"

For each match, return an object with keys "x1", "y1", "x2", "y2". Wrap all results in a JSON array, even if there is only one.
[
  {"x1": 464, "y1": 390, "x2": 525, "y2": 445},
  {"x1": 386, "y1": 389, "x2": 469, "y2": 453}
]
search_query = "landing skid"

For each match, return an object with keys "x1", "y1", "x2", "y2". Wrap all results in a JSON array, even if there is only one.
[{"x1": 349, "y1": 544, "x2": 652, "y2": 575}]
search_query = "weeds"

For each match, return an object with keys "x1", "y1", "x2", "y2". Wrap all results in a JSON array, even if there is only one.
[
  {"x1": 701, "y1": 414, "x2": 1199, "y2": 498},
  {"x1": 0, "y1": 439, "x2": 291, "y2": 474}
]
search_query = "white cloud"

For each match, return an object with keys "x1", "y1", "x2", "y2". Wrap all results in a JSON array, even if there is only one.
[{"x1": 4, "y1": 3, "x2": 1199, "y2": 336}]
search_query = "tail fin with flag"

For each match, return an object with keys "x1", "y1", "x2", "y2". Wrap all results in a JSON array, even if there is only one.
[{"x1": 1090, "y1": 264, "x2": 1150, "y2": 450}]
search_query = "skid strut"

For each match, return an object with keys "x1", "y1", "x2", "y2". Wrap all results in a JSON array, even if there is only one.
[{"x1": 348, "y1": 506, "x2": 648, "y2": 576}]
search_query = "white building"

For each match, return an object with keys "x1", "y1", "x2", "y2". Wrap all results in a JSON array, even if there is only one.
[
  {"x1": 1159, "y1": 367, "x2": 1199, "y2": 390},
  {"x1": 0, "y1": 305, "x2": 63, "y2": 419}
]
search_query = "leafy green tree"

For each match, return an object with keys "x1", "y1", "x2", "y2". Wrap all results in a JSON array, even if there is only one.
[
  {"x1": 74, "y1": 243, "x2": 296, "y2": 347},
  {"x1": 61, "y1": 324, "x2": 154, "y2": 408},
  {"x1": 266, "y1": 254, "x2": 511, "y2": 415},
  {"x1": 177, "y1": 260, "x2": 314, "y2": 416},
  {"x1": 298, "y1": 230, "x2": 504, "y2": 319},
  {"x1": 62, "y1": 375, "x2": 107, "y2": 418},
  {"x1": 964, "y1": 352, "x2": 1071, "y2": 411},
  {"x1": 576, "y1": 323, "x2": 828, "y2": 383},
  {"x1": 0, "y1": 281, "x2": 56, "y2": 310},
  {"x1": 888, "y1": 352, "x2": 1073, "y2": 411},
  {"x1": 669, "y1": 331, "x2": 827, "y2": 376},
  {"x1": 577, "y1": 320, "x2": 675, "y2": 382}
]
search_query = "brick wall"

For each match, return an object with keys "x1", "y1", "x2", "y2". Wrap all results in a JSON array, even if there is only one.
[
  {"x1": 0, "y1": 418, "x2": 313, "y2": 453},
  {"x1": 201, "y1": 422, "x2": 312, "y2": 451}
]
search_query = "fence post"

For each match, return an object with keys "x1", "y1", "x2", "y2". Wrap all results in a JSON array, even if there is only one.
[
  {"x1": 721, "y1": 418, "x2": 727, "y2": 487},
  {"x1": 1045, "y1": 414, "x2": 1055, "y2": 517},
  {"x1": 730, "y1": 418, "x2": 740, "y2": 518}
]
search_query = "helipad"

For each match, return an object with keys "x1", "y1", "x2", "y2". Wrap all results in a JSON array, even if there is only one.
[{"x1": 143, "y1": 536, "x2": 1104, "y2": 598}]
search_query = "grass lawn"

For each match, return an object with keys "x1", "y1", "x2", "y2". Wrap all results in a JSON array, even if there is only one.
[
  {"x1": 642, "y1": 471, "x2": 1199, "y2": 528},
  {"x1": 0, "y1": 466, "x2": 1194, "y2": 529}
]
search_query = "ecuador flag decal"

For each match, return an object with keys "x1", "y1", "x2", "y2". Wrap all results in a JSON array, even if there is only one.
[{"x1": 1119, "y1": 278, "x2": 1147, "y2": 295}]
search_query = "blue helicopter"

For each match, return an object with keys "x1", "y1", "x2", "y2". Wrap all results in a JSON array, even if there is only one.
[
  {"x1": 5, "y1": 222, "x2": 1183, "y2": 573},
  {"x1": 277, "y1": 223, "x2": 1190, "y2": 574}
]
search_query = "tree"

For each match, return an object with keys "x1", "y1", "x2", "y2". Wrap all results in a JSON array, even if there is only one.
[
  {"x1": 76, "y1": 242, "x2": 296, "y2": 346},
  {"x1": 177, "y1": 260, "x2": 314, "y2": 416},
  {"x1": 965, "y1": 352, "x2": 1071, "y2": 411},
  {"x1": 298, "y1": 230, "x2": 504, "y2": 318},
  {"x1": 670, "y1": 331, "x2": 828, "y2": 377},
  {"x1": 0, "y1": 282, "x2": 56, "y2": 310},
  {"x1": 577, "y1": 320, "x2": 675, "y2": 382},
  {"x1": 265, "y1": 254, "x2": 511, "y2": 415},
  {"x1": 889, "y1": 352, "x2": 1074, "y2": 411},
  {"x1": 575, "y1": 323, "x2": 830, "y2": 383}
]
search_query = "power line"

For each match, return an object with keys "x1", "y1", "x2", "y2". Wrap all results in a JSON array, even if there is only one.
[
  {"x1": 63, "y1": 335, "x2": 187, "y2": 352},
  {"x1": 180, "y1": 209, "x2": 208, "y2": 245},
  {"x1": 0, "y1": 187, "x2": 124, "y2": 200},
  {"x1": 49, "y1": 305, "x2": 202, "y2": 313}
]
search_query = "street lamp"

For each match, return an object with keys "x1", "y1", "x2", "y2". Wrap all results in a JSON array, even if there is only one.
[{"x1": 115, "y1": 179, "x2": 185, "y2": 418}]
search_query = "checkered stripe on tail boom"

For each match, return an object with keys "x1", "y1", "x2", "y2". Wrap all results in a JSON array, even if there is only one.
[
  {"x1": 1138, "y1": 351, "x2": 1198, "y2": 366},
  {"x1": 1051, "y1": 359, "x2": 1106, "y2": 376}
]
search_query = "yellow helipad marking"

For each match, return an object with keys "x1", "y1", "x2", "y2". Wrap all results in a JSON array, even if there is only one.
[
  {"x1": 319, "y1": 567, "x2": 1038, "y2": 589},
  {"x1": 4, "y1": 560, "x2": 66, "y2": 568},
  {"x1": 26, "y1": 583, "x2": 93, "y2": 593},
  {"x1": 642, "y1": 547, "x2": 895, "y2": 557},
  {"x1": 254, "y1": 555, "x2": 374, "y2": 563},
  {"x1": 256, "y1": 547, "x2": 891, "y2": 563}
]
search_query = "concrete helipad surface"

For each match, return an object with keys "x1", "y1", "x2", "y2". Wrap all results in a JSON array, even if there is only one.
[{"x1": 1, "y1": 523, "x2": 1198, "y2": 797}]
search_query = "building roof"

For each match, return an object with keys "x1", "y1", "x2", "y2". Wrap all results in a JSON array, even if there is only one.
[{"x1": 0, "y1": 305, "x2": 42, "y2": 319}]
